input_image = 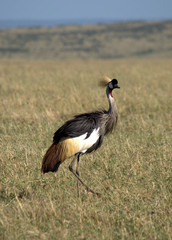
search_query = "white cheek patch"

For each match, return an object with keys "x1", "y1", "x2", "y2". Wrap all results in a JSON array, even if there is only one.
[{"x1": 109, "y1": 82, "x2": 113, "y2": 89}]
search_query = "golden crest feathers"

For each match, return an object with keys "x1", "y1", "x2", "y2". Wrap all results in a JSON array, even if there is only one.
[{"x1": 99, "y1": 76, "x2": 111, "y2": 87}]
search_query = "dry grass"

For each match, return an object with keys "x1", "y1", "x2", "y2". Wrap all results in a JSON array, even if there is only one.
[
  {"x1": 0, "y1": 20, "x2": 172, "y2": 59},
  {"x1": 0, "y1": 59, "x2": 171, "y2": 239}
]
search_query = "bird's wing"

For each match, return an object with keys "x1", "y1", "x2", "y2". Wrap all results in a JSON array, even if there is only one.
[{"x1": 53, "y1": 111, "x2": 104, "y2": 144}]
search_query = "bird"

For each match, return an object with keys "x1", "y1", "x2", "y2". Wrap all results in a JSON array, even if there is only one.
[{"x1": 42, "y1": 76, "x2": 120, "y2": 196}]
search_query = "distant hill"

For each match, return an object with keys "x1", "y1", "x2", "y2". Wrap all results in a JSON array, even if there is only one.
[{"x1": 0, "y1": 20, "x2": 172, "y2": 59}]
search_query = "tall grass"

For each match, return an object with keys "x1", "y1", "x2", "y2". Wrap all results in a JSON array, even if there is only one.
[{"x1": 0, "y1": 59, "x2": 171, "y2": 239}]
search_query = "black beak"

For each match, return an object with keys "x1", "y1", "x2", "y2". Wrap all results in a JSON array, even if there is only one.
[{"x1": 116, "y1": 84, "x2": 120, "y2": 89}]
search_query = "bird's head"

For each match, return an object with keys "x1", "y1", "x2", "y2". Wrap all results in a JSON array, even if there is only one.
[
  {"x1": 99, "y1": 76, "x2": 120, "y2": 98},
  {"x1": 108, "y1": 79, "x2": 120, "y2": 91},
  {"x1": 99, "y1": 76, "x2": 120, "y2": 89}
]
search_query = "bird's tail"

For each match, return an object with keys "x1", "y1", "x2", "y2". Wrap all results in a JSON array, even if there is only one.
[
  {"x1": 99, "y1": 76, "x2": 111, "y2": 87},
  {"x1": 42, "y1": 144, "x2": 62, "y2": 173}
]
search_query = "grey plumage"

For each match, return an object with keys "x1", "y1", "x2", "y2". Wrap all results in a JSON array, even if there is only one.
[{"x1": 42, "y1": 77, "x2": 120, "y2": 195}]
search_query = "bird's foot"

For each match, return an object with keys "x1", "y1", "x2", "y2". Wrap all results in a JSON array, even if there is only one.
[
  {"x1": 95, "y1": 192, "x2": 101, "y2": 197},
  {"x1": 86, "y1": 186, "x2": 101, "y2": 197}
]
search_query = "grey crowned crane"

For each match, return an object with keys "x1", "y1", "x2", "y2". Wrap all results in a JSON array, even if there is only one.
[{"x1": 42, "y1": 76, "x2": 120, "y2": 196}]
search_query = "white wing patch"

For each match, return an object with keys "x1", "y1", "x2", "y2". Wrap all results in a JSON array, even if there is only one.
[{"x1": 73, "y1": 128, "x2": 100, "y2": 153}]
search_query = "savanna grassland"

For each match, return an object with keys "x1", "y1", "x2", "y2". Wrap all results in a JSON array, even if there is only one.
[
  {"x1": 0, "y1": 58, "x2": 171, "y2": 240},
  {"x1": 0, "y1": 20, "x2": 172, "y2": 59}
]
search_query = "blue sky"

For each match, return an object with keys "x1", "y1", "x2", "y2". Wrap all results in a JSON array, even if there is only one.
[{"x1": 0, "y1": 0, "x2": 172, "y2": 21}]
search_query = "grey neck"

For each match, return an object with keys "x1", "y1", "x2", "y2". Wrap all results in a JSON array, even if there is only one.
[{"x1": 106, "y1": 87, "x2": 118, "y2": 115}]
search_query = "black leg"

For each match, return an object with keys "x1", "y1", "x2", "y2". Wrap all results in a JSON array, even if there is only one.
[
  {"x1": 69, "y1": 153, "x2": 101, "y2": 196},
  {"x1": 76, "y1": 153, "x2": 80, "y2": 197},
  {"x1": 76, "y1": 153, "x2": 80, "y2": 176}
]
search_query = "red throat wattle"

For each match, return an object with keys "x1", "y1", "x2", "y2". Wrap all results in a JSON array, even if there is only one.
[{"x1": 110, "y1": 91, "x2": 113, "y2": 98}]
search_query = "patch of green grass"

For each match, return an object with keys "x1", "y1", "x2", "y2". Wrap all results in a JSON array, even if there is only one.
[{"x1": 0, "y1": 59, "x2": 171, "y2": 239}]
